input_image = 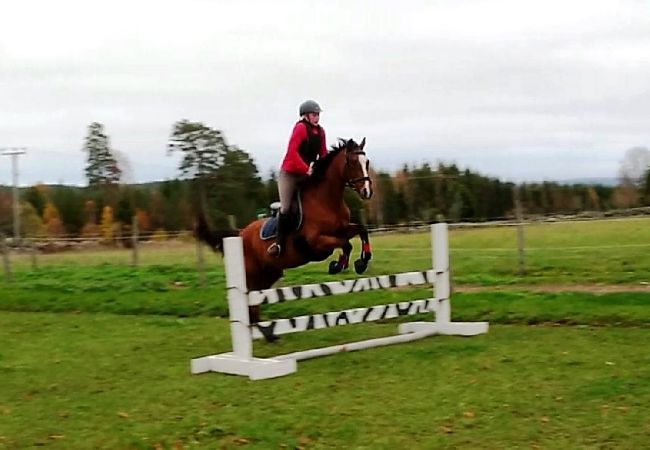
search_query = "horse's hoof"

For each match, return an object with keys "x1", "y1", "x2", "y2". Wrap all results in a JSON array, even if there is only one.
[
  {"x1": 354, "y1": 259, "x2": 368, "y2": 274},
  {"x1": 329, "y1": 261, "x2": 342, "y2": 275}
]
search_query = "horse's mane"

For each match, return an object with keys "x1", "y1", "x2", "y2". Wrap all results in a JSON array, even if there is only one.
[{"x1": 310, "y1": 139, "x2": 354, "y2": 180}]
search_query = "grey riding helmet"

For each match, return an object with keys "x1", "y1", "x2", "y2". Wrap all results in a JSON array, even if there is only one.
[{"x1": 299, "y1": 100, "x2": 322, "y2": 116}]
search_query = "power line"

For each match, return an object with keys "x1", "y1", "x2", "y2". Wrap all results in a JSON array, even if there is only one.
[{"x1": 1, "y1": 147, "x2": 27, "y2": 242}]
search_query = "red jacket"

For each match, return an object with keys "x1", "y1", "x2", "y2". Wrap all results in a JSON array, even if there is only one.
[{"x1": 280, "y1": 121, "x2": 328, "y2": 176}]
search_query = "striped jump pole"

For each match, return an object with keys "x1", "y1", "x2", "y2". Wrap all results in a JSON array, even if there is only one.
[{"x1": 191, "y1": 223, "x2": 488, "y2": 380}]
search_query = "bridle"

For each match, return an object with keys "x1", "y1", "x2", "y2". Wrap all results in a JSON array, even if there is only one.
[{"x1": 345, "y1": 149, "x2": 372, "y2": 188}]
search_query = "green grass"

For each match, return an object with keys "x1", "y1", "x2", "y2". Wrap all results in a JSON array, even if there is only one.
[
  {"x1": 2, "y1": 312, "x2": 650, "y2": 449},
  {"x1": 3, "y1": 261, "x2": 650, "y2": 328},
  {"x1": 2, "y1": 219, "x2": 650, "y2": 448},
  {"x1": 2, "y1": 218, "x2": 650, "y2": 319}
]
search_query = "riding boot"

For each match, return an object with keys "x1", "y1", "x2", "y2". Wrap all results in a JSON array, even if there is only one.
[{"x1": 267, "y1": 212, "x2": 291, "y2": 257}]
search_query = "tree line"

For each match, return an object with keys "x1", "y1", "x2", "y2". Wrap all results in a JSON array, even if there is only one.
[{"x1": 1, "y1": 123, "x2": 649, "y2": 240}]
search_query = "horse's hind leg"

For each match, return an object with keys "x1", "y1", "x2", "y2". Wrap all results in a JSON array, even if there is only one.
[
  {"x1": 328, "y1": 240, "x2": 352, "y2": 274},
  {"x1": 246, "y1": 265, "x2": 283, "y2": 340}
]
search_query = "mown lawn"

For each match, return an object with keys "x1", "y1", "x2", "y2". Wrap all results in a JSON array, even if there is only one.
[
  {"x1": 2, "y1": 218, "x2": 650, "y2": 449},
  {"x1": 1, "y1": 312, "x2": 650, "y2": 449}
]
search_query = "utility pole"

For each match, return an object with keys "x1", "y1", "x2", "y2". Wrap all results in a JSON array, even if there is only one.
[{"x1": 1, "y1": 147, "x2": 27, "y2": 243}]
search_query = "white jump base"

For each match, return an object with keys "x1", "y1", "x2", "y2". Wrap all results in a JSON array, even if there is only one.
[{"x1": 192, "y1": 223, "x2": 488, "y2": 380}]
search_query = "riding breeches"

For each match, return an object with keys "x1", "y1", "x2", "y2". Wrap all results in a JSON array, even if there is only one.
[{"x1": 278, "y1": 170, "x2": 304, "y2": 214}]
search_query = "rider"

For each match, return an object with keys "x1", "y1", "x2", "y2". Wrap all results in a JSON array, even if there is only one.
[{"x1": 267, "y1": 99, "x2": 328, "y2": 257}]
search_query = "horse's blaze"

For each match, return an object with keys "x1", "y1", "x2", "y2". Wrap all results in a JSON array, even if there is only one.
[{"x1": 356, "y1": 153, "x2": 373, "y2": 199}]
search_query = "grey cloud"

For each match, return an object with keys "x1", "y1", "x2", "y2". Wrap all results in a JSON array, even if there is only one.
[{"x1": 2, "y1": 0, "x2": 649, "y2": 185}]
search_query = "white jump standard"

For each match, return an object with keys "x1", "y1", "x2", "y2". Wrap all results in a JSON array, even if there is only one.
[{"x1": 191, "y1": 223, "x2": 488, "y2": 380}]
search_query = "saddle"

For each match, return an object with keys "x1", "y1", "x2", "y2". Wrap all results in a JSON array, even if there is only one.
[{"x1": 259, "y1": 192, "x2": 304, "y2": 240}]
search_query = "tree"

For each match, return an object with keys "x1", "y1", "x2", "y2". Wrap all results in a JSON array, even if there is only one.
[
  {"x1": 612, "y1": 185, "x2": 640, "y2": 209},
  {"x1": 0, "y1": 188, "x2": 14, "y2": 235},
  {"x1": 585, "y1": 187, "x2": 601, "y2": 211},
  {"x1": 148, "y1": 189, "x2": 166, "y2": 231},
  {"x1": 167, "y1": 120, "x2": 228, "y2": 179},
  {"x1": 160, "y1": 179, "x2": 189, "y2": 231},
  {"x1": 376, "y1": 172, "x2": 399, "y2": 225},
  {"x1": 167, "y1": 121, "x2": 267, "y2": 227},
  {"x1": 265, "y1": 171, "x2": 279, "y2": 207},
  {"x1": 24, "y1": 184, "x2": 48, "y2": 217},
  {"x1": 619, "y1": 146, "x2": 650, "y2": 186},
  {"x1": 82, "y1": 122, "x2": 122, "y2": 187},
  {"x1": 51, "y1": 186, "x2": 84, "y2": 235},
  {"x1": 642, "y1": 167, "x2": 650, "y2": 205},
  {"x1": 167, "y1": 120, "x2": 231, "y2": 225},
  {"x1": 80, "y1": 199, "x2": 100, "y2": 238},
  {"x1": 100, "y1": 206, "x2": 115, "y2": 243},
  {"x1": 20, "y1": 201, "x2": 44, "y2": 237},
  {"x1": 115, "y1": 188, "x2": 134, "y2": 226},
  {"x1": 135, "y1": 209, "x2": 150, "y2": 233},
  {"x1": 393, "y1": 166, "x2": 414, "y2": 221},
  {"x1": 208, "y1": 147, "x2": 266, "y2": 227},
  {"x1": 42, "y1": 202, "x2": 65, "y2": 237}
]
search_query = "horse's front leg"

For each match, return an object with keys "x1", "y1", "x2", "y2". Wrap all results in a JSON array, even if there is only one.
[
  {"x1": 328, "y1": 240, "x2": 352, "y2": 275},
  {"x1": 329, "y1": 223, "x2": 373, "y2": 275},
  {"x1": 349, "y1": 223, "x2": 372, "y2": 274}
]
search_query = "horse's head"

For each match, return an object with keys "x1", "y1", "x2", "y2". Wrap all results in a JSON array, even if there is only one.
[{"x1": 343, "y1": 137, "x2": 373, "y2": 200}]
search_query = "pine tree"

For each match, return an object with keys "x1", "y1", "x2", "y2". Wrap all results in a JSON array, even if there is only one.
[
  {"x1": 167, "y1": 120, "x2": 228, "y2": 179},
  {"x1": 82, "y1": 122, "x2": 122, "y2": 186}
]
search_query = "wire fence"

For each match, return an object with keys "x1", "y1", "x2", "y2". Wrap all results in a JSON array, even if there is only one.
[{"x1": 2, "y1": 214, "x2": 650, "y2": 286}]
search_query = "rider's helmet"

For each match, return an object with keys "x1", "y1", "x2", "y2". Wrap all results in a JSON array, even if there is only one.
[{"x1": 299, "y1": 100, "x2": 322, "y2": 116}]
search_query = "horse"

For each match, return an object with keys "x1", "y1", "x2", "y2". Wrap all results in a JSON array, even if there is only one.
[{"x1": 196, "y1": 138, "x2": 375, "y2": 324}]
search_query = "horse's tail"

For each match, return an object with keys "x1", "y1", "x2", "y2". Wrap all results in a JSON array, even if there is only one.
[{"x1": 195, "y1": 208, "x2": 239, "y2": 254}]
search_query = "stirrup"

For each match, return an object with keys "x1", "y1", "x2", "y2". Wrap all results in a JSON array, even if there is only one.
[{"x1": 267, "y1": 242, "x2": 281, "y2": 257}]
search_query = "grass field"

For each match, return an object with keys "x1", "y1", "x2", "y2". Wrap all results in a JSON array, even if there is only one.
[
  {"x1": 2, "y1": 313, "x2": 650, "y2": 449},
  {"x1": 1, "y1": 218, "x2": 650, "y2": 449}
]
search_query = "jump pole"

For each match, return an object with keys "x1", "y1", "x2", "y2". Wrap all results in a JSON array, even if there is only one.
[{"x1": 191, "y1": 223, "x2": 488, "y2": 380}]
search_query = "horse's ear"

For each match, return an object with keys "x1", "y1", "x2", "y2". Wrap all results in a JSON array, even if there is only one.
[{"x1": 360, "y1": 137, "x2": 366, "y2": 150}]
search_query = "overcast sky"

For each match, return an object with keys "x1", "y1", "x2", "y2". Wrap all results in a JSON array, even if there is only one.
[{"x1": 1, "y1": 0, "x2": 649, "y2": 186}]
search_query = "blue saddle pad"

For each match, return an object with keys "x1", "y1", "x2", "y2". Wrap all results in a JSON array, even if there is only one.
[
  {"x1": 260, "y1": 216, "x2": 279, "y2": 240},
  {"x1": 259, "y1": 193, "x2": 304, "y2": 241}
]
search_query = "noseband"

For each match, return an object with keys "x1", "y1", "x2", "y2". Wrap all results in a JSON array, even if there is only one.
[{"x1": 345, "y1": 150, "x2": 372, "y2": 187}]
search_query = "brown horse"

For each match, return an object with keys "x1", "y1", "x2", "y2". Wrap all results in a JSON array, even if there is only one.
[{"x1": 196, "y1": 138, "x2": 374, "y2": 322}]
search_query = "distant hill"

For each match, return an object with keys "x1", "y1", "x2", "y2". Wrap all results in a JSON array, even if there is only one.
[{"x1": 560, "y1": 177, "x2": 618, "y2": 187}]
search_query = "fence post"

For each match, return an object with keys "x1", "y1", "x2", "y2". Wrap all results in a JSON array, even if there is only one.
[
  {"x1": 196, "y1": 238, "x2": 206, "y2": 288},
  {"x1": 1, "y1": 233, "x2": 12, "y2": 282},
  {"x1": 30, "y1": 239, "x2": 38, "y2": 271},
  {"x1": 131, "y1": 215, "x2": 139, "y2": 267},
  {"x1": 513, "y1": 187, "x2": 526, "y2": 275}
]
